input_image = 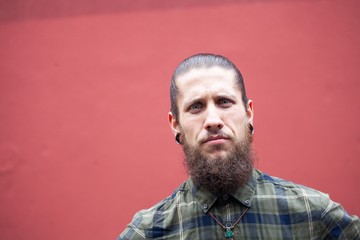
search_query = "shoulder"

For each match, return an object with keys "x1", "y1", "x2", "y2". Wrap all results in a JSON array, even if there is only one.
[
  {"x1": 255, "y1": 169, "x2": 330, "y2": 200},
  {"x1": 254, "y1": 170, "x2": 360, "y2": 239},
  {"x1": 255, "y1": 169, "x2": 333, "y2": 213},
  {"x1": 118, "y1": 180, "x2": 194, "y2": 239}
]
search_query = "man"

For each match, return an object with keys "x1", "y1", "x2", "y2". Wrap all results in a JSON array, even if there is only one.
[{"x1": 118, "y1": 54, "x2": 359, "y2": 239}]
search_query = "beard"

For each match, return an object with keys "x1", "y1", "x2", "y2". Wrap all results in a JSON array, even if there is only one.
[{"x1": 182, "y1": 131, "x2": 254, "y2": 194}]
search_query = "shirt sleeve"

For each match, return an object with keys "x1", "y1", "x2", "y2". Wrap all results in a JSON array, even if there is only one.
[
  {"x1": 320, "y1": 199, "x2": 360, "y2": 239},
  {"x1": 117, "y1": 224, "x2": 146, "y2": 240}
]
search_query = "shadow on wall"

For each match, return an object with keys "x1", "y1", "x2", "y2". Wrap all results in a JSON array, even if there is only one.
[{"x1": 0, "y1": 0, "x2": 305, "y2": 22}]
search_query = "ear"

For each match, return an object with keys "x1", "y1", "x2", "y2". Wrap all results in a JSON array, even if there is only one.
[
  {"x1": 168, "y1": 111, "x2": 180, "y2": 136},
  {"x1": 246, "y1": 100, "x2": 254, "y2": 124}
]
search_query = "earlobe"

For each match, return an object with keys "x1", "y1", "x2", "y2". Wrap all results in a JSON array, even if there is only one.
[{"x1": 175, "y1": 132, "x2": 182, "y2": 144}]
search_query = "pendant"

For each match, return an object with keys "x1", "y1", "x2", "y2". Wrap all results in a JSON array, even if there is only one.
[{"x1": 225, "y1": 228, "x2": 233, "y2": 239}]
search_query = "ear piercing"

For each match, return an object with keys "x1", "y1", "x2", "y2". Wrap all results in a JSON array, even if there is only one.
[
  {"x1": 175, "y1": 133, "x2": 182, "y2": 144},
  {"x1": 249, "y1": 123, "x2": 254, "y2": 134}
]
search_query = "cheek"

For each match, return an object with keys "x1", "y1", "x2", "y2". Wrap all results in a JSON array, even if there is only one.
[
  {"x1": 182, "y1": 121, "x2": 202, "y2": 140},
  {"x1": 238, "y1": 121, "x2": 249, "y2": 138},
  {"x1": 227, "y1": 115, "x2": 248, "y2": 136},
  {"x1": 183, "y1": 126, "x2": 198, "y2": 138}
]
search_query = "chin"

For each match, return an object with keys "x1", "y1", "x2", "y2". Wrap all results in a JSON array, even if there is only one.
[{"x1": 205, "y1": 151, "x2": 229, "y2": 161}]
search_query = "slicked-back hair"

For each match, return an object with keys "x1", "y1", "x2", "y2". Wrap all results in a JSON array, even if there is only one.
[{"x1": 170, "y1": 53, "x2": 248, "y2": 121}]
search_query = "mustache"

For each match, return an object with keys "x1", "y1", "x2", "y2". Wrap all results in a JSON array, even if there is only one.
[{"x1": 200, "y1": 132, "x2": 231, "y2": 143}]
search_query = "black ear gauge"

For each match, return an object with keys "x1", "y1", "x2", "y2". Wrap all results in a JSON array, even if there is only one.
[
  {"x1": 175, "y1": 133, "x2": 182, "y2": 144},
  {"x1": 249, "y1": 123, "x2": 254, "y2": 134}
]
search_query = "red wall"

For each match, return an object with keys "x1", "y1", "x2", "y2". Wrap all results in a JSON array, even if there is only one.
[{"x1": 1, "y1": 1, "x2": 359, "y2": 239}]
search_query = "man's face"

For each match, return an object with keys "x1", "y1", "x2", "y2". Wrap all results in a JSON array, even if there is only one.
[{"x1": 169, "y1": 66, "x2": 253, "y2": 161}]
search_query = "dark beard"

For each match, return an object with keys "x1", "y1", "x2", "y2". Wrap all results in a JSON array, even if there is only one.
[{"x1": 183, "y1": 132, "x2": 254, "y2": 194}]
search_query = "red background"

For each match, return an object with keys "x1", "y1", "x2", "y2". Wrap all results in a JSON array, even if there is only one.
[{"x1": 1, "y1": 1, "x2": 359, "y2": 239}]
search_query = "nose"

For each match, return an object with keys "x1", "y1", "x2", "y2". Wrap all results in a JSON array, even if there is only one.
[{"x1": 204, "y1": 105, "x2": 224, "y2": 132}]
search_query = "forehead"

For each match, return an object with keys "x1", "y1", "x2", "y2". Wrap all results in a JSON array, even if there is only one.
[{"x1": 176, "y1": 66, "x2": 240, "y2": 99}]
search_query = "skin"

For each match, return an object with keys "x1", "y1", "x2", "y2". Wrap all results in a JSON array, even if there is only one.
[{"x1": 169, "y1": 66, "x2": 254, "y2": 160}]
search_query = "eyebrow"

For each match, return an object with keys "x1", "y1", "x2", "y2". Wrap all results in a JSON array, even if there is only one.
[
  {"x1": 183, "y1": 93, "x2": 238, "y2": 110},
  {"x1": 183, "y1": 97, "x2": 203, "y2": 111}
]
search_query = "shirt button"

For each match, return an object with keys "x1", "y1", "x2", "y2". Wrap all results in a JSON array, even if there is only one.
[
  {"x1": 222, "y1": 194, "x2": 229, "y2": 201},
  {"x1": 244, "y1": 200, "x2": 250, "y2": 206},
  {"x1": 203, "y1": 204, "x2": 209, "y2": 210}
]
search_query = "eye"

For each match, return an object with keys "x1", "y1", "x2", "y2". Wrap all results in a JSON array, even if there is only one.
[
  {"x1": 189, "y1": 102, "x2": 203, "y2": 113},
  {"x1": 218, "y1": 98, "x2": 232, "y2": 107}
]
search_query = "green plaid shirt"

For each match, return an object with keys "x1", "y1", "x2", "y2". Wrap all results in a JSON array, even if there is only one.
[{"x1": 118, "y1": 169, "x2": 359, "y2": 239}]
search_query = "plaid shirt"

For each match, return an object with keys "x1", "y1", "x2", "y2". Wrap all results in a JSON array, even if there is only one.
[{"x1": 118, "y1": 169, "x2": 360, "y2": 239}]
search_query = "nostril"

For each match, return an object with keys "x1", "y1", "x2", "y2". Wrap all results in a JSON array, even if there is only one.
[{"x1": 205, "y1": 123, "x2": 223, "y2": 131}]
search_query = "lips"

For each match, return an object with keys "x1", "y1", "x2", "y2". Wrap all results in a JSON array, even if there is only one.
[{"x1": 202, "y1": 135, "x2": 229, "y2": 144}]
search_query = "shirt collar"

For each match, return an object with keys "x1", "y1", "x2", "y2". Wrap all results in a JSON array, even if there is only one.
[{"x1": 186, "y1": 168, "x2": 258, "y2": 213}]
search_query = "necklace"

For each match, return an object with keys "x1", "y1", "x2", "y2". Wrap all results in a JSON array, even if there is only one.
[{"x1": 208, "y1": 208, "x2": 248, "y2": 240}]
